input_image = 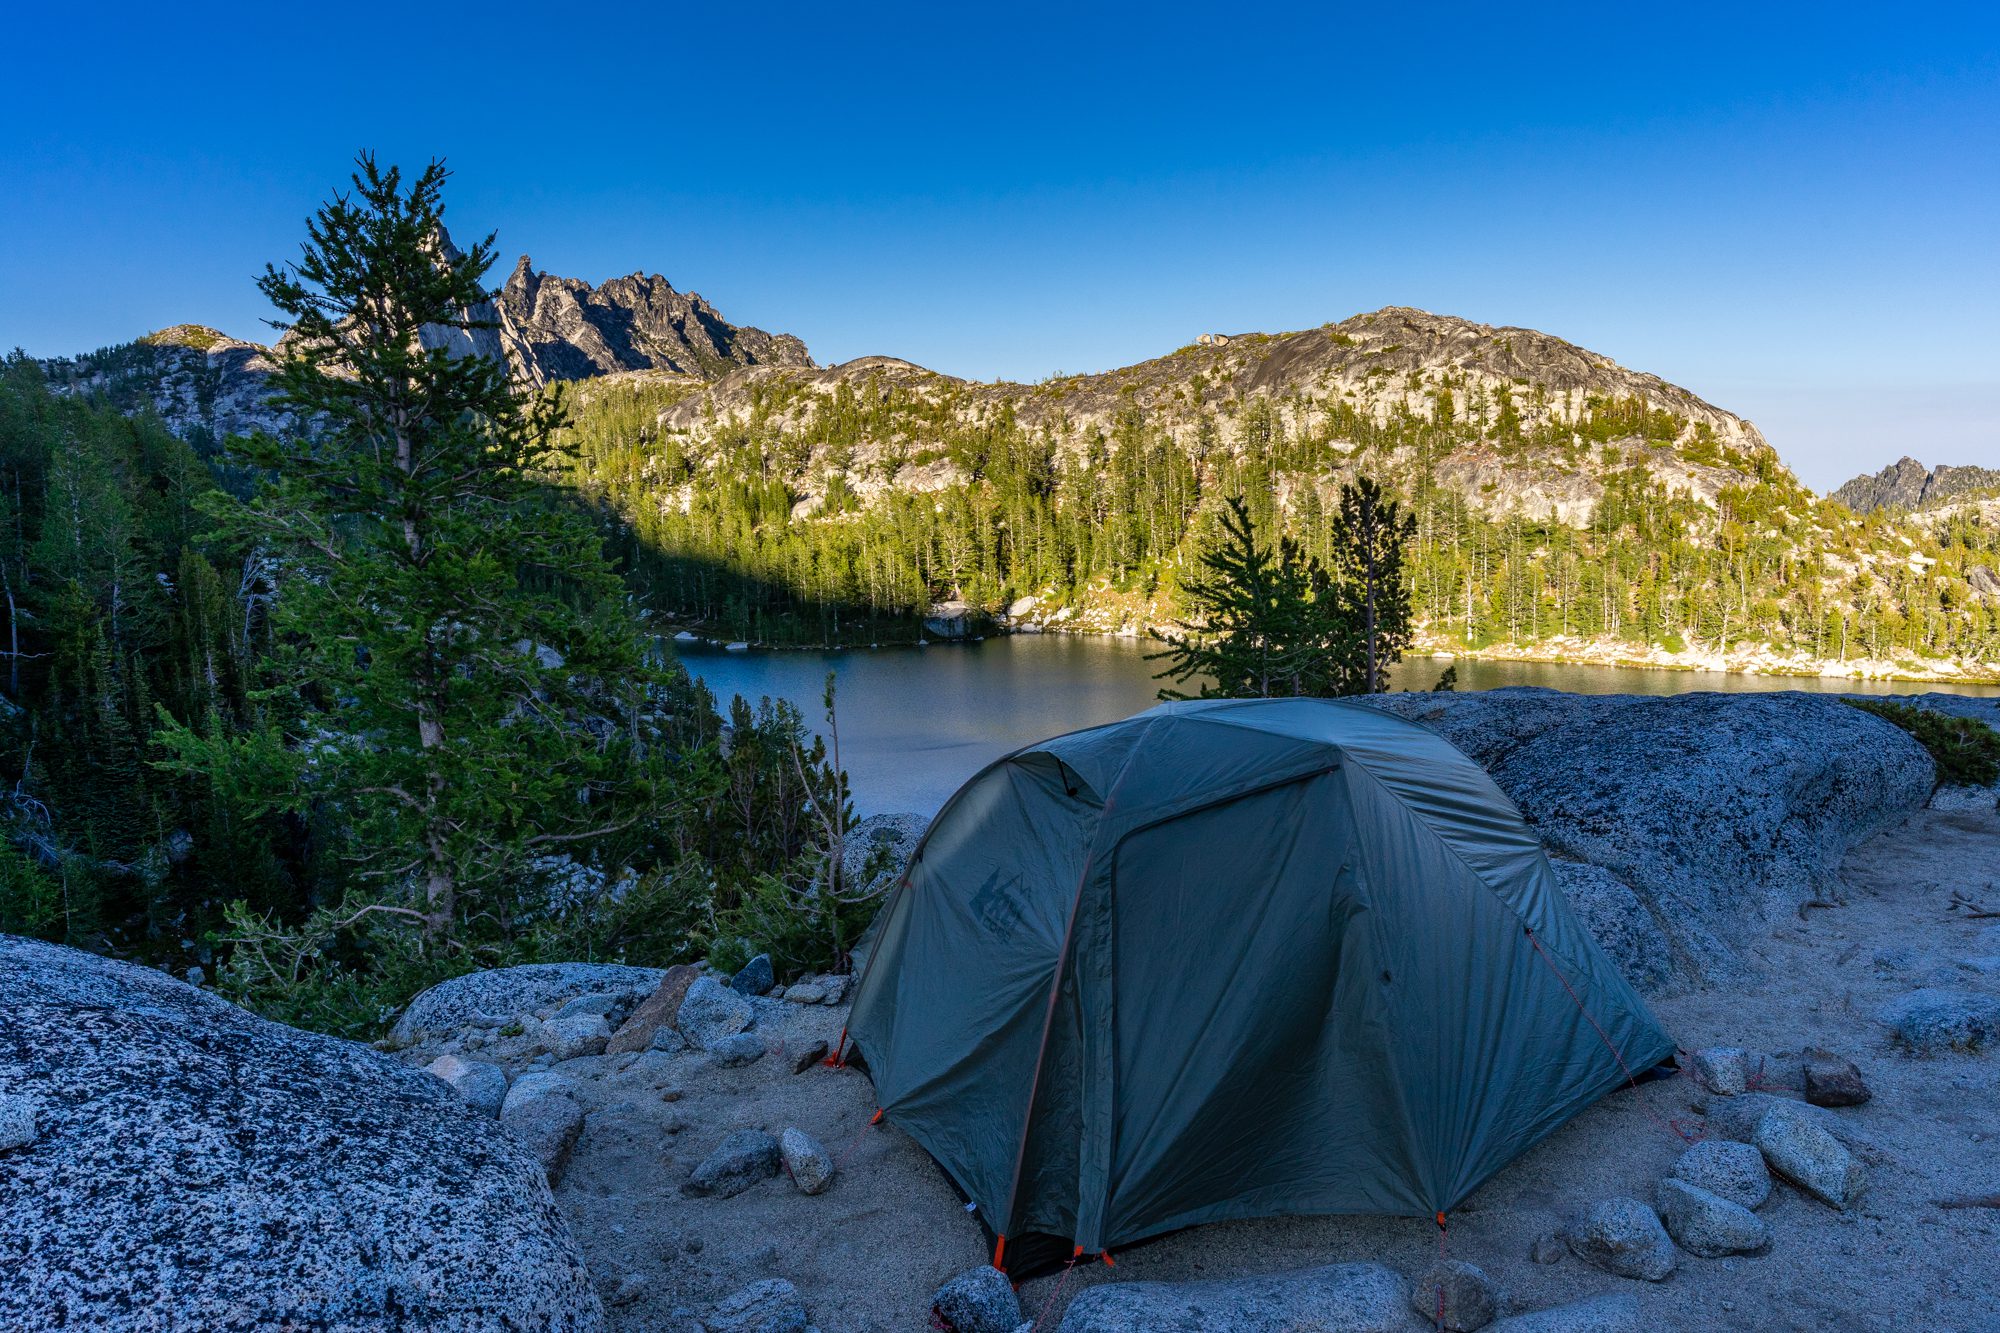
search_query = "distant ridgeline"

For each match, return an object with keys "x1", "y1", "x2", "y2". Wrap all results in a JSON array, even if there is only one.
[{"x1": 42, "y1": 299, "x2": 2000, "y2": 677}]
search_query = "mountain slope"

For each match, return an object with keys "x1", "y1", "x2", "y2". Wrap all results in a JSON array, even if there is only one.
[
  {"x1": 564, "y1": 306, "x2": 2000, "y2": 677},
  {"x1": 655, "y1": 306, "x2": 1777, "y2": 528}
]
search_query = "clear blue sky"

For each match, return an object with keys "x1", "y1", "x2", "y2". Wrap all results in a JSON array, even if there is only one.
[{"x1": 3, "y1": 3, "x2": 1995, "y2": 491}]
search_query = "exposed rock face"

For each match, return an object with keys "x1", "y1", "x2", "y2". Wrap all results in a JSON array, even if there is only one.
[
  {"x1": 390, "y1": 961, "x2": 668, "y2": 1046},
  {"x1": 1877, "y1": 987, "x2": 2000, "y2": 1053},
  {"x1": 604, "y1": 963, "x2": 701, "y2": 1055},
  {"x1": 1832, "y1": 456, "x2": 2000, "y2": 514},
  {"x1": 495, "y1": 256, "x2": 812, "y2": 382},
  {"x1": 0, "y1": 935, "x2": 602, "y2": 1331},
  {"x1": 684, "y1": 1128, "x2": 781, "y2": 1199},
  {"x1": 39, "y1": 326, "x2": 290, "y2": 441},
  {"x1": 40, "y1": 241, "x2": 810, "y2": 444},
  {"x1": 658, "y1": 306, "x2": 1779, "y2": 532},
  {"x1": 841, "y1": 811, "x2": 928, "y2": 898},
  {"x1": 501, "y1": 1071, "x2": 587, "y2": 1182},
  {"x1": 1367, "y1": 688, "x2": 1934, "y2": 988}
]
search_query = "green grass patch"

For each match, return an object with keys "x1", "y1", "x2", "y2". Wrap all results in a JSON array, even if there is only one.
[{"x1": 1845, "y1": 699, "x2": 2000, "y2": 787}]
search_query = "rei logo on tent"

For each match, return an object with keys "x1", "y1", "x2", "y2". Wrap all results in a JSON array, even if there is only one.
[{"x1": 969, "y1": 868, "x2": 1027, "y2": 937}]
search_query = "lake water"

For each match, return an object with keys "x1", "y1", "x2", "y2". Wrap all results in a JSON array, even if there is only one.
[{"x1": 673, "y1": 635, "x2": 2000, "y2": 817}]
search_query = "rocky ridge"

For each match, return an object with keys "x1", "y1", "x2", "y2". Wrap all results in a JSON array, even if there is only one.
[
  {"x1": 1832, "y1": 456, "x2": 2000, "y2": 514},
  {"x1": 655, "y1": 307, "x2": 1781, "y2": 529},
  {"x1": 37, "y1": 234, "x2": 809, "y2": 442},
  {"x1": 496, "y1": 256, "x2": 812, "y2": 384}
]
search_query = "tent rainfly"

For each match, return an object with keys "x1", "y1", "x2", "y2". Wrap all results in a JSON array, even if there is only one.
[{"x1": 841, "y1": 697, "x2": 1674, "y2": 1272}]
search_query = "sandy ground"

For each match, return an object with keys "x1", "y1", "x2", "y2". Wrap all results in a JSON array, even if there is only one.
[{"x1": 544, "y1": 801, "x2": 2000, "y2": 1332}]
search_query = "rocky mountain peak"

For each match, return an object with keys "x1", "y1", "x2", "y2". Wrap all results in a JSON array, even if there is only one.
[
  {"x1": 1832, "y1": 457, "x2": 2000, "y2": 513},
  {"x1": 494, "y1": 258, "x2": 810, "y2": 384}
]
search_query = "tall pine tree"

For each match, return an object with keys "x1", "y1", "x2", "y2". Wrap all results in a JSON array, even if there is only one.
[{"x1": 159, "y1": 156, "x2": 694, "y2": 951}]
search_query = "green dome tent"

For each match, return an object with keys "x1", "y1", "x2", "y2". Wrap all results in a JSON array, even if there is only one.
[{"x1": 842, "y1": 698, "x2": 1674, "y2": 1271}]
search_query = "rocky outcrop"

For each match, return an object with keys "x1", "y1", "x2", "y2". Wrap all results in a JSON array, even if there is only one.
[
  {"x1": 39, "y1": 326, "x2": 290, "y2": 441},
  {"x1": 389, "y1": 961, "x2": 668, "y2": 1046},
  {"x1": 1367, "y1": 688, "x2": 1935, "y2": 988},
  {"x1": 1832, "y1": 456, "x2": 2000, "y2": 514},
  {"x1": 495, "y1": 257, "x2": 811, "y2": 382},
  {"x1": 0, "y1": 935, "x2": 602, "y2": 1331},
  {"x1": 41, "y1": 240, "x2": 810, "y2": 444}
]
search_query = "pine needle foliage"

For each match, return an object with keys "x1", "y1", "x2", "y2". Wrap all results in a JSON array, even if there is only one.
[{"x1": 156, "y1": 155, "x2": 703, "y2": 959}]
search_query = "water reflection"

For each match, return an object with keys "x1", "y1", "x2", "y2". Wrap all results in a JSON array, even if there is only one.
[{"x1": 673, "y1": 635, "x2": 1998, "y2": 816}]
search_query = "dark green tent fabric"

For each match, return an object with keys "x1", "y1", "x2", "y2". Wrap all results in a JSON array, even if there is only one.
[{"x1": 846, "y1": 698, "x2": 1674, "y2": 1260}]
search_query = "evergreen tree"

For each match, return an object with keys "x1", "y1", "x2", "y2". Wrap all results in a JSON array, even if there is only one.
[
  {"x1": 158, "y1": 156, "x2": 694, "y2": 953},
  {"x1": 1149, "y1": 495, "x2": 1354, "y2": 698},
  {"x1": 1327, "y1": 477, "x2": 1416, "y2": 693}
]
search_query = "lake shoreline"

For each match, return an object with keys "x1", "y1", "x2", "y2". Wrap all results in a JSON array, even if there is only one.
[{"x1": 663, "y1": 623, "x2": 2000, "y2": 687}]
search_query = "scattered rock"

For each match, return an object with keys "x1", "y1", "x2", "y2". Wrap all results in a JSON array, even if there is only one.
[
  {"x1": 1561, "y1": 1197, "x2": 1677, "y2": 1281},
  {"x1": 554, "y1": 993, "x2": 619, "y2": 1020},
  {"x1": 605, "y1": 964, "x2": 701, "y2": 1056},
  {"x1": 1802, "y1": 1048, "x2": 1872, "y2": 1106},
  {"x1": 0, "y1": 935, "x2": 603, "y2": 1330},
  {"x1": 1656, "y1": 1178, "x2": 1772, "y2": 1257},
  {"x1": 731, "y1": 954, "x2": 776, "y2": 997},
  {"x1": 685, "y1": 1129, "x2": 781, "y2": 1199},
  {"x1": 1052, "y1": 1262, "x2": 1406, "y2": 1332},
  {"x1": 746, "y1": 995, "x2": 788, "y2": 1031},
  {"x1": 1701, "y1": 1091, "x2": 1821, "y2": 1144},
  {"x1": 1409, "y1": 1258, "x2": 1498, "y2": 1331},
  {"x1": 1690, "y1": 1046, "x2": 1749, "y2": 1096},
  {"x1": 710, "y1": 1032, "x2": 768, "y2": 1068},
  {"x1": 1529, "y1": 1231, "x2": 1566, "y2": 1264},
  {"x1": 779, "y1": 1126, "x2": 835, "y2": 1196},
  {"x1": 0, "y1": 1095, "x2": 36, "y2": 1152},
  {"x1": 781, "y1": 979, "x2": 829, "y2": 1004},
  {"x1": 424, "y1": 1053, "x2": 509, "y2": 1118},
  {"x1": 678, "y1": 976, "x2": 756, "y2": 1051},
  {"x1": 500, "y1": 1071, "x2": 587, "y2": 1182},
  {"x1": 651, "y1": 1027, "x2": 689, "y2": 1053},
  {"x1": 1878, "y1": 988, "x2": 2000, "y2": 1053},
  {"x1": 537, "y1": 1011, "x2": 613, "y2": 1062},
  {"x1": 1667, "y1": 1139, "x2": 1771, "y2": 1210},
  {"x1": 931, "y1": 1265, "x2": 1020, "y2": 1333},
  {"x1": 389, "y1": 961, "x2": 666, "y2": 1046},
  {"x1": 792, "y1": 1039, "x2": 830, "y2": 1074},
  {"x1": 1485, "y1": 1294, "x2": 1640, "y2": 1333},
  {"x1": 1754, "y1": 1101, "x2": 1866, "y2": 1207},
  {"x1": 705, "y1": 1277, "x2": 809, "y2": 1333}
]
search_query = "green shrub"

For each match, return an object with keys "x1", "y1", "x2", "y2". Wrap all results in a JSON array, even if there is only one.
[{"x1": 1845, "y1": 699, "x2": 2000, "y2": 788}]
